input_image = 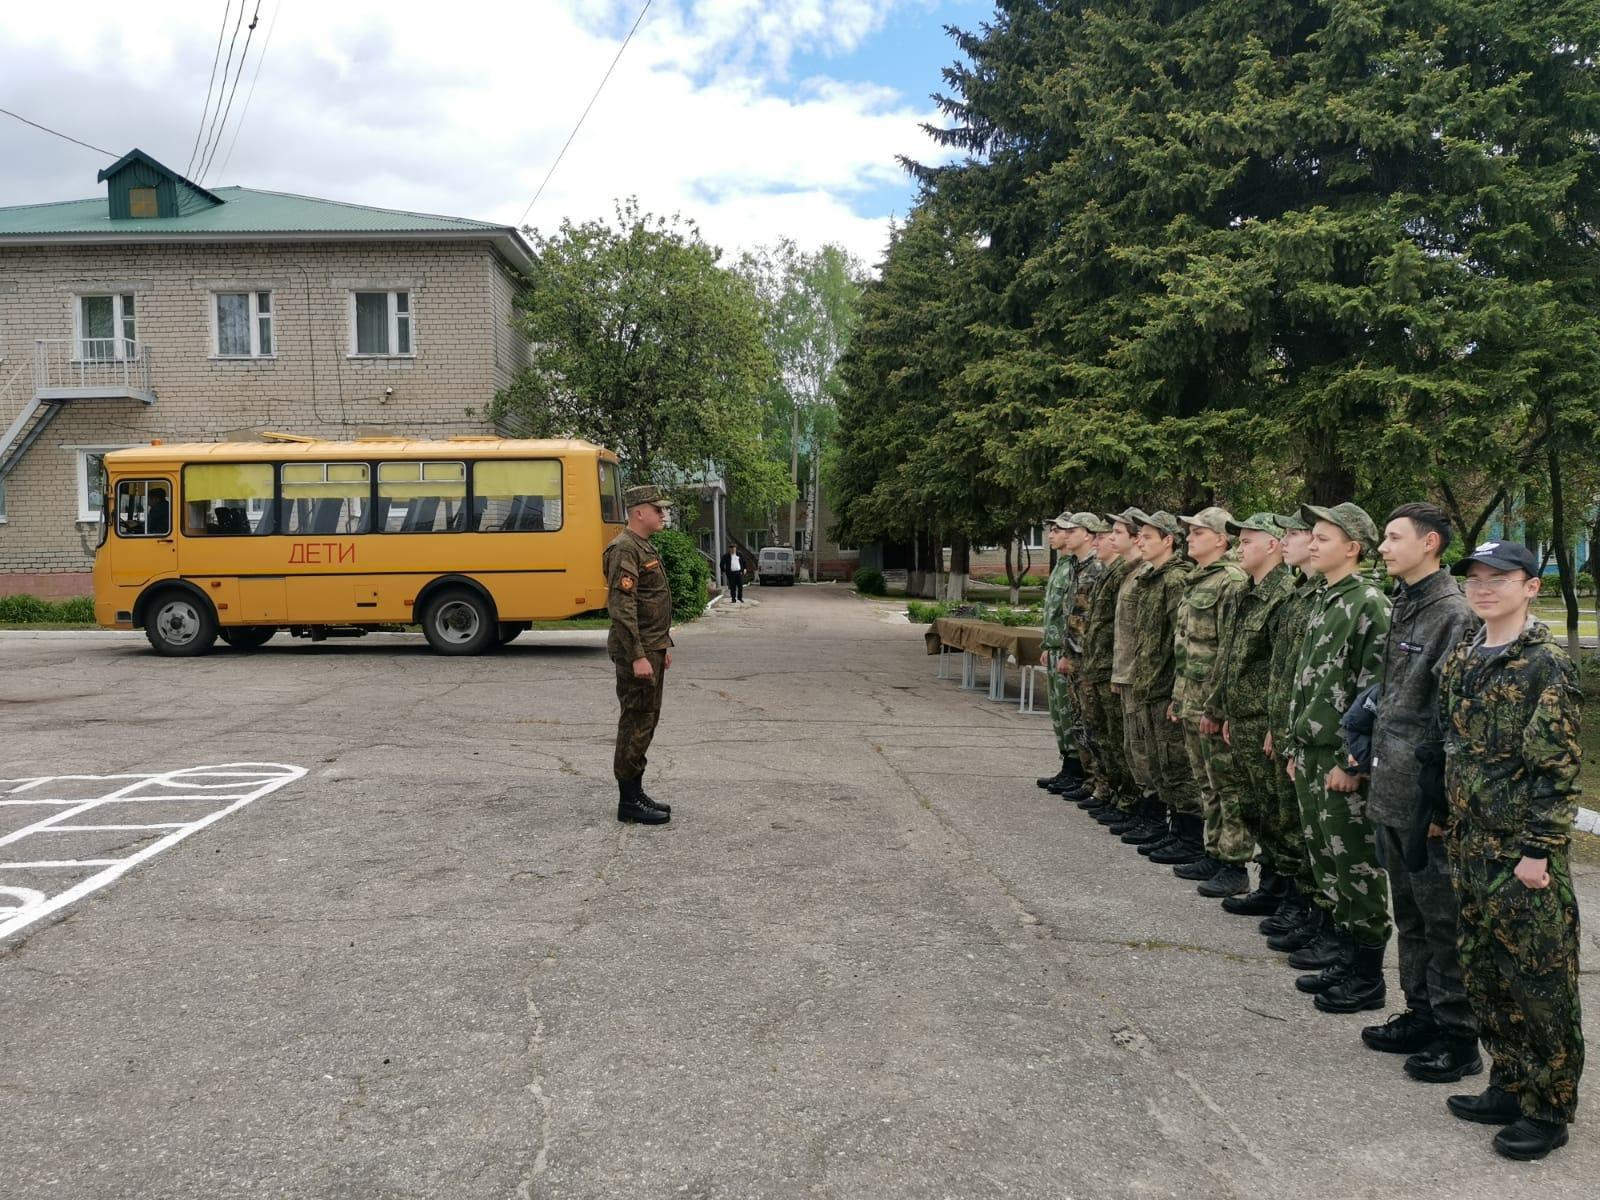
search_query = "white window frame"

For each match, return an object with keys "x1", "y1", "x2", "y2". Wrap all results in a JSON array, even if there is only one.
[
  {"x1": 211, "y1": 290, "x2": 275, "y2": 359},
  {"x1": 1021, "y1": 524, "x2": 1045, "y2": 551},
  {"x1": 348, "y1": 290, "x2": 415, "y2": 358},
  {"x1": 74, "y1": 445, "x2": 138, "y2": 523},
  {"x1": 74, "y1": 293, "x2": 138, "y2": 361}
]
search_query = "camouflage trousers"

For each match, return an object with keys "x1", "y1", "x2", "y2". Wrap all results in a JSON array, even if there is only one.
[
  {"x1": 1231, "y1": 717, "x2": 1310, "y2": 887},
  {"x1": 1119, "y1": 688, "x2": 1155, "y2": 796},
  {"x1": 1044, "y1": 653, "x2": 1080, "y2": 764},
  {"x1": 1452, "y1": 840, "x2": 1584, "y2": 1124},
  {"x1": 1183, "y1": 718, "x2": 1251, "y2": 864},
  {"x1": 613, "y1": 650, "x2": 666, "y2": 781},
  {"x1": 1135, "y1": 699, "x2": 1200, "y2": 816},
  {"x1": 1291, "y1": 744, "x2": 1391, "y2": 944},
  {"x1": 1377, "y1": 823, "x2": 1475, "y2": 1039},
  {"x1": 1081, "y1": 679, "x2": 1135, "y2": 811}
]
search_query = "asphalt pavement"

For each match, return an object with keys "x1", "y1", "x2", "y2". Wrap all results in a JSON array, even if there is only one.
[{"x1": 0, "y1": 586, "x2": 1595, "y2": 1199}]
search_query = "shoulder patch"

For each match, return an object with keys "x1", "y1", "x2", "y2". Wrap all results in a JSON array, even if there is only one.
[{"x1": 619, "y1": 576, "x2": 635, "y2": 592}]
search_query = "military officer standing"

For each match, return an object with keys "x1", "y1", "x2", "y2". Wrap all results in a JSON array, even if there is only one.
[
  {"x1": 1060, "y1": 513, "x2": 1111, "y2": 813},
  {"x1": 1037, "y1": 512, "x2": 1094, "y2": 799},
  {"x1": 1170, "y1": 508, "x2": 1250, "y2": 894},
  {"x1": 1210, "y1": 514, "x2": 1298, "y2": 914},
  {"x1": 1285, "y1": 502, "x2": 1392, "y2": 1013},
  {"x1": 1083, "y1": 517, "x2": 1140, "y2": 829},
  {"x1": 605, "y1": 485, "x2": 676, "y2": 825},
  {"x1": 1439, "y1": 540, "x2": 1584, "y2": 1161},
  {"x1": 1108, "y1": 510, "x2": 1162, "y2": 845}
]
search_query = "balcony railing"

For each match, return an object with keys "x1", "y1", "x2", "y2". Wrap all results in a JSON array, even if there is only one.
[{"x1": 32, "y1": 338, "x2": 154, "y2": 402}]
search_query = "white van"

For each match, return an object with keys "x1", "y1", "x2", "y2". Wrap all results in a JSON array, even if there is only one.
[{"x1": 757, "y1": 546, "x2": 796, "y2": 586}]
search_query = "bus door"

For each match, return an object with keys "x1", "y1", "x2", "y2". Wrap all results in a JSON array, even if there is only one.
[{"x1": 110, "y1": 476, "x2": 177, "y2": 586}]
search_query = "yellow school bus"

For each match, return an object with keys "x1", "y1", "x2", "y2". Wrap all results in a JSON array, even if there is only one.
[{"x1": 92, "y1": 434, "x2": 627, "y2": 656}]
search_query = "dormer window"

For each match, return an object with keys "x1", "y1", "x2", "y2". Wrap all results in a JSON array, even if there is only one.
[{"x1": 128, "y1": 187, "x2": 159, "y2": 218}]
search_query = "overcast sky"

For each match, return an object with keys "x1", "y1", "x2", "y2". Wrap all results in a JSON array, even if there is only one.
[{"x1": 0, "y1": 0, "x2": 986, "y2": 266}]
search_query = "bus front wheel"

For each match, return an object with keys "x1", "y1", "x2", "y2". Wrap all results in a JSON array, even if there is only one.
[
  {"x1": 421, "y1": 587, "x2": 497, "y2": 655},
  {"x1": 220, "y1": 626, "x2": 276, "y2": 651},
  {"x1": 144, "y1": 589, "x2": 219, "y2": 657}
]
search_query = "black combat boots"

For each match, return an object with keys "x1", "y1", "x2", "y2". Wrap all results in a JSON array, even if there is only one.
[
  {"x1": 1173, "y1": 852, "x2": 1223, "y2": 881},
  {"x1": 1267, "y1": 905, "x2": 1326, "y2": 953},
  {"x1": 1446, "y1": 1086, "x2": 1521, "y2": 1125},
  {"x1": 1123, "y1": 799, "x2": 1168, "y2": 845},
  {"x1": 1287, "y1": 923, "x2": 1348, "y2": 970},
  {"x1": 1493, "y1": 1117, "x2": 1570, "y2": 1161},
  {"x1": 1148, "y1": 815, "x2": 1205, "y2": 864},
  {"x1": 1404, "y1": 1035, "x2": 1483, "y2": 1083},
  {"x1": 616, "y1": 779, "x2": 669, "y2": 825},
  {"x1": 1361, "y1": 1010, "x2": 1438, "y2": 1054},
  {"x1": 1295, "y1": 936, "x2": 1353, "y2": 993},
  {"x1": 1221, "y1": 869, "x2": 1287, "y2": 915},
  {"x1": 1315, "y1": 941, "x2": 1388, "y2": 1013},
  {"x1": 1037, "y1": 757, "x2": 1071, "y2": 789},
  {"x1": 1259, "y1": 890, "x2": 1310, "y2": 936},
  {"x1": 1196, "y1": 863, "x2": 1249, "y2": 898}
]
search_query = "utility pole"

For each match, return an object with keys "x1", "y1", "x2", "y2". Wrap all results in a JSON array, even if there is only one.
[{"x1": 788, "y1": 403, "x2": 799, "y2": 549}]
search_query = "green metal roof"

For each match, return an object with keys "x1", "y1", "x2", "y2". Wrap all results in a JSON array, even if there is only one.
[{"x1": 0, "y1": 164, "x2": 532, "y2": 268}]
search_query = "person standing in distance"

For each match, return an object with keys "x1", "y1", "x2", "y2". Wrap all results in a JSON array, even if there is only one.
[
  {"x1": 1440, "y1": 541, "x2": 1584, "y2": 1161},
  {"x1": 605, "y1": 485, "x2": 676, "y2": 825},
  {"x1": 721, "y1": 542, "x2": 746, "y2": 604}
]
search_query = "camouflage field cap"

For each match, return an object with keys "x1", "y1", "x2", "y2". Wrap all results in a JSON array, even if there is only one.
[
  {"x1": 1179, "y1": 506, "x2": 1233, "y2": 535},
  {"x1": 1226, "y1": 512, "x2": 1285, "y2": 537},
  {"x1": 1068, "y1": 510, "x2": 1110, "y2": 533},
  {"x1": 1140, "y1": 510, "x2": 1182, "y2": 537},
  {"x1": 1275, "y1": 511, "x2": 1310, "y2": 532},
  {"x1": 625, "y1": 484, "x2": 674, "y2": 509},
  {"x1": 1108, "y1": 507, "x2": 1148, "y2": 531},
  {"x1": 1046, "y1": 510, "x2": 1076, "y2": 530},
  {"x1": 1300, "y1": 501, "x2": 1378, "y2": 551}
]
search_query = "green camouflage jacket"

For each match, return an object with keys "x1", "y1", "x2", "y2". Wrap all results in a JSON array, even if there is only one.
[
  {"x1": 1266, "y1": 576, "x2": 1317, "y2": 749},
  {"x1": 1064, "y1": 553, "x2": 1104, "y2": 660},
  {"x1": 1209, "y1": 563, "x2": 1296, "y2": 725},
  {"x1": 1289, "y1": 571, "x2": 1390, "y2": 749},
  {"x1": 1172, "y1": 558, "x2": 1248, "y2": 720},
  {"x1": 1439, "y1": 620, "x2": 1583, "y2": 857},
  {"x1": 1082, "y1": 557, "x2": 1131, "y2": 683},
  {"x1": 1129, "y1": 555, "x2": 1191, "y2": 703},
  {"x1": 1041, "y1": 555, "x2": 1072, "y2": 652}
]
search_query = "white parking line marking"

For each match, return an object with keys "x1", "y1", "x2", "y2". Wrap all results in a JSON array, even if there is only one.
[{"x1": 0, "y1": 763, "x2": 307, "y2": 941}]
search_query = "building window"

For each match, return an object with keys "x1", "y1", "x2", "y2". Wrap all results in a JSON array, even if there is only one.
[
  {"x1": 214, "y1": 291, "x2": 274, "y2": 358},
  {"x1": 76, "y1": 294, "x2": 137, "y2": 361},
  {"x1": 351, "y1": 290, "x2": 413, "y2": 356},
  {"x1": 128, "y1": 187, "x2": 159, "y2": 218},
  {"x1": 746, "y1": 529, "x2": 771, "y2": 550},
  {"x1": 1021, "y1": 524, "x2": 1045, "y2": 551},
  {"x1": 75, "y1": 447, "x2": 133, "y2": 522}
]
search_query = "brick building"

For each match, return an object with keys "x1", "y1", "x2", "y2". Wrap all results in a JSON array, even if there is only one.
[{"x1": 0, "y1": 149, "x2": 533, "y2": 595}]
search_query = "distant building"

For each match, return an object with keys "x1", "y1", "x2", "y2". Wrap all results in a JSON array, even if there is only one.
[{"x1": 0, "y1": 149, "x2": 533, "y2": 595}]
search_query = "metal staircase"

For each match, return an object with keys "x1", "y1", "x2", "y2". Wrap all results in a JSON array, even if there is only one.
[{"x1": 0, "y1": 363, "x2": 63, "y2": 485}]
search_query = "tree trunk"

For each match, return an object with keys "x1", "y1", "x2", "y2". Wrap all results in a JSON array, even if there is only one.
[
  {"x1": 1004, "y1": 539, "x2": 1021, "y2": 606},
  {"x1": 1305, "y1": 428, "x2": 1356, "y2": 506},
  {"x1": 1547, "y1": 448, "x2": 1582, "y2": 658},
  {"x1": 1589, "y1": 517, "x2": 1600, "y2": 648},
  {"x1": 945, "y1": 532, "x2": 970, "y2": 602},
  {"x1": 787, "y1": 403, "x2": 799, "y2": 550}
]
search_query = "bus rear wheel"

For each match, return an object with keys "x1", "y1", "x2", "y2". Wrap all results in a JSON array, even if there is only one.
[
  {"x1": 421, "y1": 587, "x2": 497, "y2": 655},
  {"x1": 220, "y1": 626, "x2": 276, "y2": 651},
  {"x1": 144, "y1": 589, "x2": 219, "y2": 657}
]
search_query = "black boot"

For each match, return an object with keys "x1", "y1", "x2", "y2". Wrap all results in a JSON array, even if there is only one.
[
  {"x1": 1267, "y1": 906, "x2": 1326, "y2": 953},
  {"x1": 1295, "y1": 936, "x2": 1353, "y2": 993},
  {"x1": 636, "y1": 774, "x2": 671, "y2": 814},
  {"x1": 1106, "y1": 804, "x2": 1143, "y2": 835},
  {"x1": 1446, "y1": 1086, "x2": 1521, "y2": 1125},
  {"x1": 1149, "y1": 816, "x2": 1205, "y2": 865},
  {"x1": 1124, "y1": 804, "x2": 1169, "y2": 845},
  {"x1": 1287, "y1": 924, "x2": 1348, "y2": 969},
  {"x1": 1315, "y1": 941, "x2": 1387, "y2": 1013},
  {"x1": 1222, "y1": 869, "x2": 1286, "y2": 915},
  {"x1": 1259, "y1": 891, "x2": 1308, "y2": 935},
  {"x1": 616, "y1": 778, "x2": 669, "y2": 825},
  {"x1": 1361, "y1": 1009, "x2": 1438, "y2": 1054},
  {"x1": 1093, "y1": 799, "x2": 1125, "y2": 825},
  {"x1": 1493, "y1": 1117, "x2": 1570, "y2": 1161},
  {"x1": 1046, "y1": 758, "x2": 1087, "y2": 794},
  {"x1": 1173, "y1": 854, "x2": 1223, "y2": 881},
  {"x1": 1037, "y1": 757, "x2": 1070, "y2": 789},
  {"x1": 1197, "y1": 863, "x2": 1250, "y2": 898},
  {"x1": 1135, "y1": 809, "x2": 1178, "y2": 852},
  {"x1": 1404, "y1": 1035, "x2": 1483, "y2": 1083}
]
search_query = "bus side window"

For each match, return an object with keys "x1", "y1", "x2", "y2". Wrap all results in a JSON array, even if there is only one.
[
  {"x1": 184, "y1": 464, "x2": 275, "y2": 535},
  {"x1": 115, "y1": 479, "x2": 170, "y2": 537},
  {"x1": 475, "y1": 460, "x2": 563, "y2": 532}
]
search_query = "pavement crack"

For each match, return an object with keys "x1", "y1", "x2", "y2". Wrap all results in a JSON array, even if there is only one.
[{"x1": 515, "y1": 977, "x2": 554, "y2": 1200}]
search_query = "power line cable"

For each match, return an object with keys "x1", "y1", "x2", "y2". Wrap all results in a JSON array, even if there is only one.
[
  {"x1": 186, "y1": 2, "x2": 234, "y2": 177},
  {"x1": 213, "y1": 0, "x2": 281, "y2": 183},
  {"x1": 518, "y1": 0, "x2": 653, "y2": 227},
  {"x1": 192, "y1": 2, "x2": 249, "y2": 182},
  {"x1": 0, "y1": 106, "x2": 116, "y2": 157},
  {"x1": 199, "y1": 1, "x2": 264, "y2": 184}
]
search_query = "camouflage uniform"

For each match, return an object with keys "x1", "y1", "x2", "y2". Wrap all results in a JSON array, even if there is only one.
[
  {"x1": 1083, "y1": 555, "x2": 1136, "y2": 811},
  {"x1": 1266, "y1": 574, "x2": 1320, "y2": 899},
  {"x1": 1040, "y1": 553, "x2": 1079, "y2": 766},
  {"x1": 604, "y1": 527, "x2": 675, "y2": 782},
  {"x1": 1112, "y1": 556, "x2": 1153, "y2": 797},
  {"x1": 1129, "y1": 548, "x2": 1198, "y2": 817},
  {"x1": 1174, "y1": 553, "x2": 1250, "y2": 862},
  {"x1": 1440, "y1": 619, "x2": 1585, "y2": 1125},
  {"x1": 1211, "y1": 561, "x2": 1297, "y2": 875},
  {"x1": 1288, "y1": 570, "x2": 1392, "y2": 944},
  {"x1": 1061, "y1": 551, "x2": 1106, "y2": 788}
]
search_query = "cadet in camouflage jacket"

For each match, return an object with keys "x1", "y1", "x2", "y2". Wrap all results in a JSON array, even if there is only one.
[
  {"x1": 1439, "y1": 614, "x2": 1585, "y2": 1128},
  {"x1": 1129, "y1": 534, "x2": 1200, "y2": 818},
  {"x1": 1083, "y1": 551, "x2": 1136, "y2": 808}
]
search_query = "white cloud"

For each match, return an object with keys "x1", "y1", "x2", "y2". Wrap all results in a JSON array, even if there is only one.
[{"x1": 0, "y1": 0, "x2": 957, "y2": 264}]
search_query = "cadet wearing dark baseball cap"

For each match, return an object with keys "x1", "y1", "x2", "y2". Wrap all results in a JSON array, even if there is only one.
[{"x1": 1449, "y1": 539, "x2": 1539, "y2": 577}]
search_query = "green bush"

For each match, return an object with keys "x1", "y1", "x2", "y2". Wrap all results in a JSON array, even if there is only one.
[
  {"x1": 905, "y1": 600, "x2": 954, "y2": 623},
  {"x1": 651, "y1": 529, "x2": 711, "y2": 622},
  {"x1": 853, "y1": 567, "x2": 887, "y2": 596},
  {"x1": 0, "y1": 594, "x2": 95, "y2": 623}
]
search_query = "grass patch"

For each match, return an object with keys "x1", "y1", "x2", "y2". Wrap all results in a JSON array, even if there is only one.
[{"x1": 0, "y1": 622, "x2": 99, "y2": 631}]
